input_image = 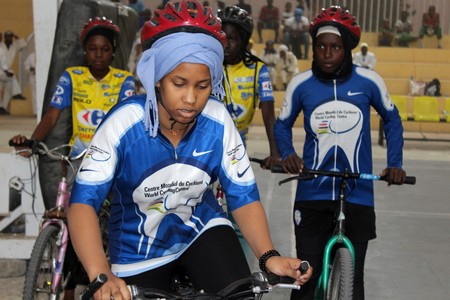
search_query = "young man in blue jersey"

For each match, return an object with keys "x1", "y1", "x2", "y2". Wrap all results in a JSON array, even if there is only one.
[
  {"x1": 67, "y1": 1, "x2": 312, "y2": 299},
  {"x1": 274, "y1": 6, "x2": 407, "y2": 300}
]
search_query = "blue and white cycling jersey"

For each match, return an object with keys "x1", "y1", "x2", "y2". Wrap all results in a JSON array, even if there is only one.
[
  {"x1": 70, "y1": 95, "x2": 259, "y2": 277},
  {"x1": 274, "y1": 65, "x2": 404, "y2": 207}
]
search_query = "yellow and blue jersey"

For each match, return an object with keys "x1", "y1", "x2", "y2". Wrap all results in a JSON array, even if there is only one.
[
  {"x1": 50, "y1": 66, "x2": 135, "y2": 156},
  {"x1": 223, "y1": 60, "x2": 274, "y2": 142}
]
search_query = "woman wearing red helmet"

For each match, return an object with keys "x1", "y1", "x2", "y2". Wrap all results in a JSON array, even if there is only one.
[
  {"x1": 274, "y1": 6, "x2": 407, "y2": 299},
  {"x1": 67, "y1": 1, "x2": 312, "y2": 299}
]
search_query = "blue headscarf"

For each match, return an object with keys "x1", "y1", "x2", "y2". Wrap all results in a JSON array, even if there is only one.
[{"x1": 137, "y1": 32, "x2": 225, "y2": 137}]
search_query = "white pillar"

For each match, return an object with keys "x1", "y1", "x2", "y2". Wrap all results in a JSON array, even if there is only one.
[{"x1": 32, "y1": 0, "x2": 62, "y2": 121}]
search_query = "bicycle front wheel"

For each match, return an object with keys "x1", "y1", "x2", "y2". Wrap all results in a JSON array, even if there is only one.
[
  {"x1": 326, "y1": 247, "x2": 354, "y2": 300},
  {"x1": 23, "y1": 224, "x2": 64, "y2": 300}
]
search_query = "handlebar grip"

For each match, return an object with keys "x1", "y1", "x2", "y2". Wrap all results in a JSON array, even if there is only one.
[
  {"x1": 270, "y1": 164, "x2": 285, "y2": 173},
  {"x1": 9, "y1": 138, "x2": 35, "y2": 148},
  {"x1": 404, "y1": 176, "x2": 416, "y2": 185},
  {"x1": 266, "y1": 261, "x2": 309, "y2": 285},
  {"x1": 249, "y1": 157, "x2": 286, "y2": 173},
  {"x1": 299, "y1": 260, "x2": 310, "y2": 275},
  {"x1": 266, "y1": 272, "x2": 294, "y2": 285},
  {"x1": 80, "y1": 273, "x2": 108, "y2": 300},
  {"x1": 380, "y1": 175, "x2": 416, "y2": 185}
]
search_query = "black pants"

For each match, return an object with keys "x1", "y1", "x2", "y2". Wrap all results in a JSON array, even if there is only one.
[
  {"x1": 290, "y1": 201, "x2": 375, "y2": 300},
  {"x1": 124, "y1": 225, "x2": 251, "y2": 293}
]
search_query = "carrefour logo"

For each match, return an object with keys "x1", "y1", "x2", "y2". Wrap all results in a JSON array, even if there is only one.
[{"x1": 77, "y1": 109, "x2": 106, "y2": 127}]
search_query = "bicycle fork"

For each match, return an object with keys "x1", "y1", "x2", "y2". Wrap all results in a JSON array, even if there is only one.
[
  {"x1": 315, "y1": 233, "x2": 355, "y2": 299},
  {"x1": 46, "y1": 177, "x2": 71, "y2": 296},
  {"x1": 316, "y1": 173, "x2": 356, "y2": 299},
  {"x1": 41, "y1": 220, "x2": 70, "y2": 296}
]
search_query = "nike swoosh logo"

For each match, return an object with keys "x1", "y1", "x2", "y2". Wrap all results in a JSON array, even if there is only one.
[
  {"x1": 193, "y1": 149, "x2": 213, "y2": 157},
  {"x1": 347, "y1": 91, "x2": 363, "y2": 96},
  {"x1": 79, "y1": 166, "x2": 97, "y2": 173},
  {"x1": 237, "y1": 165, "x2": 250, "y2": 178}
]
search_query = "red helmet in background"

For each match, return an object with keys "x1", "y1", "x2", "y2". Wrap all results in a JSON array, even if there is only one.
[
  {"x1": 309, "y1": 6, "x2": 361, "y2": 49},
  {"x1": 80, "y1": 17, "x2": 120, "y2": 48},
  {"x1": 141, "y1": 0, "x2": 226, "y2": 51}
]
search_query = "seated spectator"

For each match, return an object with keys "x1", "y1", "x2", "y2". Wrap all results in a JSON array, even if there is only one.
[
  {"x1": 353, "y1": 42, "x2": 377, "y2": 70},
  {"x1": 284, "y1": 7, "x2": 310, "y2": 59},
  {"x1": 247, "y1": 39, "x2": 257, "y2": 56},
  {"x1": 395, "y1": 11, "x2": 418, "y2": 47},
  {"x1": 378, "y1": 18, "x2": 394, "y2": 46},
  {"x1": 418, "y1": 5, "x2": 442, "y2": 49},
  {"x1": 127, "y1": 0, "x2": 144, "y2": 14},
  {"x1": 0, "y1": 31, "x2": 27, "y2": 115},
  {"x1": 296, "y1": 0, "x2": 310, "y2": 18},
  {"x1": 215, "y1": 1, "x2": 226, "y2": 15},
  {"x1": 157, "y1": 0, "x2": 169, "y2": 9},
  {"x1": 236, "y1": 0, "x2": 252, "y2": 15},
  {"x1": 276, "y1": 44, "x2": 298, "y2": 90},
  {"x1": 281, "y1": 2, "x2": 294, "y2": 45},
  {"x1": 138, "y1": 8, "x2": 152, "y2": 28},
  {"x1": 259, "y1": 40, "x2": 279, "y2": 88},
  {"x1": 257, "y1": 0, "x2": 280, "y2": 43}
]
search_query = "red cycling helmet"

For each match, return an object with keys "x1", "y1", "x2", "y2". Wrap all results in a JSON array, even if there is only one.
[
  {"x1": 80, "y1": 17, "x2": 120, "y2": 47},
  {"x1": 309, "y1": 6, "x2": 361, "y2": 49},
  {"x1": 141, "y1": 0, "x2": 226, "y2": 51}
]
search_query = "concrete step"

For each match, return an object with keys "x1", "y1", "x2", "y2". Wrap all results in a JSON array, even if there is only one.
[{"x1": 0, "y1": 233, "x2": 29, "y2": 278}]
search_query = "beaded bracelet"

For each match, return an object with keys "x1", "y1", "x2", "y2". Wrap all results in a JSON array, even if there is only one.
[{"x1": 259, "y1": 249, "x2": 281, "y2": 273}]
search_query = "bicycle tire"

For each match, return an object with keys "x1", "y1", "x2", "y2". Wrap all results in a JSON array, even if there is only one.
[
  {"x1": 23, "y1": 225, "x2": 65, "y2": 300},
  {"x1": 326, "y1": 247, "x2": 354, "y2": 300}
]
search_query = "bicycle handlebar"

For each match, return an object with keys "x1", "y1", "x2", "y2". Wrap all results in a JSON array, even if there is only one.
[
  {"x1": 9, "y1": 138, "x2": 35, "y2": 148},
  {"x1": 79, "y1": 274, "x2": 108, "y2": 300},
  {"x1": 249, "y1": 157, "x2": 285, "y2": 173},
  {"x1": 248, "y1": 157, "x2": 416, "y2": 185},
  {"x1": 279, "y1": 168, "x2": 416, "y2": 185},
  {"x1": 79, "y1": 265, "x2": 310, "y2": 300},
  {"x1": 9, "y1": 138, "x2": 86, "y2": 162}
]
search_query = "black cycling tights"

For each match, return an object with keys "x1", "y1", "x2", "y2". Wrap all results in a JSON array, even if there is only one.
[{"x1": 124, "y1": 225, "x2": 251, "y2": 293}]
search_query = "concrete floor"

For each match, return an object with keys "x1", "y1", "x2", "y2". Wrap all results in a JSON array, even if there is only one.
[
  {"x1": 245, "y1": 127, "x2": 450, "y2": 300},
  {"x1": 1, "y1": 120, "x2": 450, "y2": 299}
]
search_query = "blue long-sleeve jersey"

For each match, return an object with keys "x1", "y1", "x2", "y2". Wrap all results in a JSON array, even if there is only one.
[
  {"x1": 70, "y1": 95, "x2": 259, "y2": 277},
  {"x1": 274, "y1": 65, "x2": 404, "y2": 207}
]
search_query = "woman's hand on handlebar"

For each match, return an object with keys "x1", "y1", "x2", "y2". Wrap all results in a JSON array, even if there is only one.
[
  {"x1": 10, "y1": 135, "x2": 32, "y2": 157},
  {"x1": 380, "y1": 167, "x2": 406, "y2": 186},
  {"x1": 90, "y1": 272, "x2": 130, "y2": 300},
  {"x1": 265, "y1": 256, "x2": 313, "y2": 285},
  {"x1": 260, "y1": 155, "x2": 282, "y2": 170},
  {"x1": 282, "y1": 153, "x2": 304, "y2": 175}
]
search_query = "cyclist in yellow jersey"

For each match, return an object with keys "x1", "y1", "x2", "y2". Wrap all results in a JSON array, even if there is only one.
[
  {"x1": 218, "y1": 6, "x2": 280, "y2": 169},
  {"x1": 10, "y1": 17, "x2": 135, "y2": 300},
  {"x1": 11, "y1": 17, "x2": 135, "y2": 158},
  {"x1": 61, "y1": 65, "x2": 134, "y2": 156}
]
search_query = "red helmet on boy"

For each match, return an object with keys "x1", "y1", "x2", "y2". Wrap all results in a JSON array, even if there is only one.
[{"x1": 80, "y1": 17, "x2": 120, "y2": 48}]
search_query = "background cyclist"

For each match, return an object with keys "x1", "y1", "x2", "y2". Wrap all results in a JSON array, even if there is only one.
[
  {"x1": 274, "y1": 6, "x2": 407, "y2": 300},
  {"x1": 10, "y1": 16, "x2": 135, "y2": 170},
  {"x1": 67, "y1": 1, "x2": 312, "y2": 299},
  {"x1": 218, "y1": 5, "x2": 280, "y2": 169},
  {"x1": 10, "y1": 17, "x2": 135, "y2": 300}
]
